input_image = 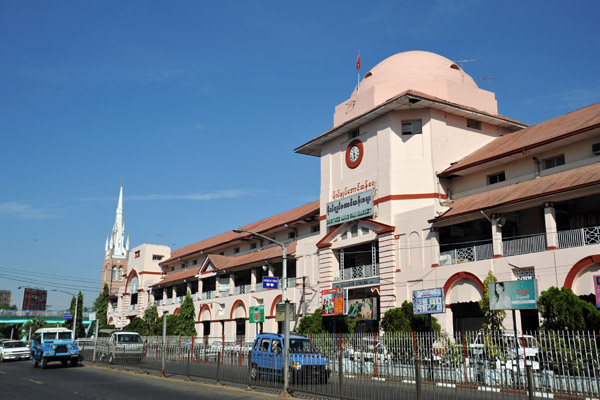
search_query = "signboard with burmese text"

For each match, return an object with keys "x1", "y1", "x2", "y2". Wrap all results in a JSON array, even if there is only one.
[
  {"x1": 326, "y1": 189, "x2": 373, "y2": 227},
  {"x1": 488, "y1": 279, "x2": 538, "y2": 310}
]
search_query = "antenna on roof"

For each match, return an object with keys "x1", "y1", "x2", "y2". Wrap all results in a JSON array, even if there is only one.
[
  {"x1": 454, "y1": 59, "x2": 476, "y2": 69},
  {"x1": 481, "y1": 76, "x2": 497, "y2": 90}
]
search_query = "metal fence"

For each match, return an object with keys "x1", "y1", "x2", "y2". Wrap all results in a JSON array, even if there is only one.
[{"x1": 79, "y1": 330, "x2": 600, "y2": 400}]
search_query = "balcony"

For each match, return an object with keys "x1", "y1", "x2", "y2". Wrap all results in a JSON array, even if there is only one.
[
  {"x1": 200, "y1": 290, "x2": 216, "y2": 300},
  {"x1": 232, "y1": 284, "x2": 251, "y2": 295},
  {"x1": 176, "y1": 295, "x2": 185, "y2": 304},
  {"x1": 334, "y1": 264, "x2": 379, "y2": 281},
  {"x1": 558, "y1": 226, "x2": 600, "y2": 248},
  {"x1": 439, "y1": 224, "x2": 600, "y2": 265},
  {"x1": 157, "y1": 299, "x2": 164, "y2": 306},
  {"x1": 440, "y1": 243, "x2": 493, "y2": 265},
  {"x1": 502, "y1": 233, "x2": 546, "y2": 256}
]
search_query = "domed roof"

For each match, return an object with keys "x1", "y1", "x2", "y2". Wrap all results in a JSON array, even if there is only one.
[
  {"x1": 358, "y1": 50, "x2": 478, "y2": 94},
  {"x1": 333, "y1": 50, "x2": 497, "y2": 126}
]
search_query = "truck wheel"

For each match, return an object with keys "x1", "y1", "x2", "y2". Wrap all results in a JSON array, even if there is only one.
[
  {"x1": 33, "y1": 358, "x2": 39, "y2": 368},
  {"x1": 41, "y1": 357, "x2": 48, "y2": 369},
  {"x1": 61, "y1": 360, "x2": 68, "y2": 367}
]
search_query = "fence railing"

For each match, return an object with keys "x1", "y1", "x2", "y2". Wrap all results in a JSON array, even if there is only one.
[
  {"x1": 334, "y1": 263, "x2": 380, "y2": 281},
  {"x1": 503, "y1": 233, "x2": 547, "y2": 256},
  {"x1": 558, "y1": 226, "x2": 600, "y2": 248},
  {"x1": 439, "y1": 243, "x2": 493, "y2": 266},
  {"x1": 81, "y1": 330, "x2": 600, "y2": 399}
]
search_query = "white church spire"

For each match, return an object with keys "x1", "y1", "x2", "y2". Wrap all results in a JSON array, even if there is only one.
[{"x1": 109, "y1": 183, "x2": 127, "y2": 258}]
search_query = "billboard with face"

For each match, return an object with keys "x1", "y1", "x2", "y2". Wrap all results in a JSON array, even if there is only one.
[{"x1": 347, "y1": 297, "x2": 376, "y2": 321}]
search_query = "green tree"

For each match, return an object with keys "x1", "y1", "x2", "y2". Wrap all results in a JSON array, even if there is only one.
[
  {"x1": 175, "y1": 292, "x2": 197, "y2": 336},
  {"x1": 381, "y1": 301, "x2": 440, "y2": 333},
  {"x1": 296, "y1": 308, "x2": 327, "y2": 335},
  {"x1": 93, "y1": 284, "x2": 110, "y2": 328},
  {"x1": 381, "y1": 306, "x2": 411, "y2": 332},
  {"x1": 155, "y1": 314, "x2": 179, "y2": 335},
  {"x1": 123, "y1": 317, "x2": 149, "y2": 335},
  {"x1": 537, "y1": 286, "x2": 600, "y2": 331},
  {"x1": 65, "y1": 291, "x2": 85, "y2": 338},
  {"x1": 0, "y1": 304, "x2": 17, "y2": 310},
  {"x1": 479, "y1": 271, "x2": 506, "y2": 332},
  {"x1": 144, "y1": 303, "x2": 160, "y2": 334}
]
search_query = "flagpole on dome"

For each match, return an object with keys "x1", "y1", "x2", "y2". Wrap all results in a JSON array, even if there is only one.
[{"x1": 356, "y1": 51, "x2": 361, "y2": 94}]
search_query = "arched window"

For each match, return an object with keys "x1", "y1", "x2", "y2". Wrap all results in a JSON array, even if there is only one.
[
  {"x1": 111, "y1": 266, "x2": 117, "y2": 281},
  {"x1": 118, "y1": 267, "x2": 124, "y2": 281},
  {"x1": 129, "y1": 275, "x2": 139, "y2": 306}
]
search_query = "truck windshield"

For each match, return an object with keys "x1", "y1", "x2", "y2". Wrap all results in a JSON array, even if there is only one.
[
  {"x1": 58, "y1": 332, "x2": 72, "y2": 340},
  {"x1": 4, "y1": 341, "x2": 26, "y2": 348},
  {"x1": 117, "y1": 334, "x2": 143, "y2": 344},
  {"x1": 289, "y1": 338, "x2": 315, "y2": 353}
]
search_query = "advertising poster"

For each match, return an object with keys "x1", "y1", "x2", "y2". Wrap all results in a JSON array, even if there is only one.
[
  {"x1": 594, "y1": 275, "x2": 600, "y2": 309},
  {"x1": 347, "y1": 297, "x2": 376, "y2": 320},
  {"x1": 321, "y1": 288, "x2": 344, "y2": 316},
  {"x1": 413, "y1": 288, "x2": 445, "y2": 315},
  {"x1": 249, "y1": 305, "x2": 265, "y2": 323},
  {"x1": 489, "y1": 279, "x2": 538, "y2": 310}
]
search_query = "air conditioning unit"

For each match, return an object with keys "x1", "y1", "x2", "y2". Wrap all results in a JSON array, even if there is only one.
[{"x1": 592, "y1": 142, "x2": 600, "y2": 155}]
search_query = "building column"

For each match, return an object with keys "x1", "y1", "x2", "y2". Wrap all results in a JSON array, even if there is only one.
[
  {"x1": 251, "y1": 268, "x2": 257, "y2": 292},
  {"x1": 429, "y1": 228, "x2": 440, "y2": 268},
  {"x1": 229, "y1": 274, "x2": 234, "y2": 296},
  {"x1": 492, "y1": 214, "x2": 503, "y2": 257},
  {"x1": 544, "y1": 202, "x2": 558, "y2": 250},
  {"x1": 317, "y1": 246, "x2": 335, "y2": 294},
  {"x1": 378, "y1": 232, "x2": 397, "y2": 315},
  {"x1": 172, "y1": 286, "x2": 177, "y2": 303},
  {"x1": 215, "y1": 277, "x2": 220, "y2": 298}
]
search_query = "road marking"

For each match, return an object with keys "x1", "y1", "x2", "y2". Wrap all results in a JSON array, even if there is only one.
[
  {"x1": 0, "y1": 370, "x2": 6, "y2": 374},
  {"x1": 24, "y1": 378, "x2": 43, "y2": 384}
]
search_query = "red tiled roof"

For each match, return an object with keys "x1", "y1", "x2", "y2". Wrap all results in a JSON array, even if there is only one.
[
  {"x1": 164, "y1": 201, "x2": 318, "y2": 263},
  {"x1": 440, "y1": 103, "x2": 600, "y2": 177},
  {"x1": 432, "y1": 163, "x2": 600, "y2": 222},
  {"x1": 153, "y1": 243, "x2": 297, "y2": 286},
  {"x1": 153, "y1": 266, "x2": 201, "y2": 286}
]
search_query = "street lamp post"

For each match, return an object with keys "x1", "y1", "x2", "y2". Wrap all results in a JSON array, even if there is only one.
[
  {"x1": 52, "y1": 289, "x2": 78, "y2": 339},
  {"x1": 233, "y1": 228, "x2": 290, "y2": 395}
]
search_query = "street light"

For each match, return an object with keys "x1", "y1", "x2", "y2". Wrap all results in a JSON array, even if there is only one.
[
  {"x1": 51, "y1": 289, "x2": 78, "y2": 340},
  {"x1": 232, "y1": 228, "x2": 291, "y2": 394}
]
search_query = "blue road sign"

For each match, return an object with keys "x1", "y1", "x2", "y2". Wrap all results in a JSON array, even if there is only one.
[
  {"x1": 263, "y1": 277, "x2": 278, "y2": 289},
  {"x1": 64, "y1": 313, "x2": 72, "y2": 319}
]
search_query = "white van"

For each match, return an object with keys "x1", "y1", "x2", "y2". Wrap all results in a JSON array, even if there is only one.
[{"x1": 469, "y1": 331, "x2": 540, "y2": 370}]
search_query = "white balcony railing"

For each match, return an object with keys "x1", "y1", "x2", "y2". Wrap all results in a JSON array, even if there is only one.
[
  {"x1": 200, "y1": 290, "x2": 215, "y2": 300},
  {"x1": 558, "y1": 226, "x2": 600, "y2": 248},
  {"x1": 218, "y1": 289, "x2": 231, "y2": 297},
  {"x1": 192, "y1": 293, "x2": 198, "y2": 301},
  {"x1": 176, "y1": 295, "x2": 185, "y2": 304},
  {"x1": 439, "y1": 243, "x2": 493, "y2": 266},
  {"x1": 503, "y1": 233, "x2": 546, "y2": 256},
  {"x1": 334, "y1": 264, "x2": 379, "y2": 281},
  {"x1": 128, "y1": 304, "x2": 137, "y2": 311},
  {"x1": 232, "y1": 284, "x2": 252, "y2": 295},
  {"x1": 157, "y1": 299, "x2": 164, "y2": 306}
]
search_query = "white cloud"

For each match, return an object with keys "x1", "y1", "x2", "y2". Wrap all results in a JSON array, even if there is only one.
[
  {"x1": 0, "y1": 201, "x2": 58, "y2": 220},
  {"x1": 128, "y1": 189, "x2": 256, "y2": 201}
]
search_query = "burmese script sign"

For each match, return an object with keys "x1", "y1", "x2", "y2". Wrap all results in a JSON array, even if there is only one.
[{"x1": 326, "y1": 189, "x2": 373, "y2": 227}]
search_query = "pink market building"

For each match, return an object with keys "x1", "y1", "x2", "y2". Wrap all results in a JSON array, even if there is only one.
[{"x1": 106, "y1": 50, "x2": 600, "y2": 336}]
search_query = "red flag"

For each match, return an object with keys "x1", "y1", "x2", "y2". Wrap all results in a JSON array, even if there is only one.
[{"x1": 356, "y1": 52, "x2": 361, "y2": 70}]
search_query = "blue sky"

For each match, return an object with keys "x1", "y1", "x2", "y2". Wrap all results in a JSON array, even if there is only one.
[{"x1": 1, "y1": 1, "x2": 599, "y2": 310}]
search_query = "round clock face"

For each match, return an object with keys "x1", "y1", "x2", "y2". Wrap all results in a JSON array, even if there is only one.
[{"x1": 345, "y1": 139, "x2": 363, "y2": 168}]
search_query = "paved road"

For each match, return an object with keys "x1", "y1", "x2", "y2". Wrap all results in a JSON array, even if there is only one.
[{"x1": 0, "y1": 358, "x2": 282, "y2": 400}]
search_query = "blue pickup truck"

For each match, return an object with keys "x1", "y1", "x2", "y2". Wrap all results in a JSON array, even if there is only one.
[
  {"x1": 31, "y1": 327, "x2": 80, "y2": 369},
  {"x1": 250, "y1": 333, "x2": 330, "y2": 384}
]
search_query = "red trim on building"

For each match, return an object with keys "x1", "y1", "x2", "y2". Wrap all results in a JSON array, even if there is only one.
[
  {"x1": 197, "y1": 304, "x2": 211, "y2": 322},
  {"x1": 431, "y1": 264, "x2": 439, "y2": 268},
  {"x1": 270, "y1": 295, "x2": 283, "y2": 316},
  {"x1": 444, "y1": 271, "x2": 484, "y2": 296},
  {"x1": 564, "y1": 254, "x2": 600, "y2": 289},
  {"x1": 374, "y1": 193, "x2": 448, "y2": 205},
  {"x1": 493, "y1": 254, "x2": 502, "y2": 258},
  {"x1": 173, "y1": 307, "x2": 180, "y2": 315},
  {"x1": 546, "y1": 246, "x2": 557, "y2": 250},
  {"x1": 139, "y1": 271, "x2": 162, "y2": 275},
  {"x1": 230, "y1": 299, "x2": 247, "y2": 320},
  {"x1": 345, "y1": 139, "x2": 364, "y2": 169}
]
